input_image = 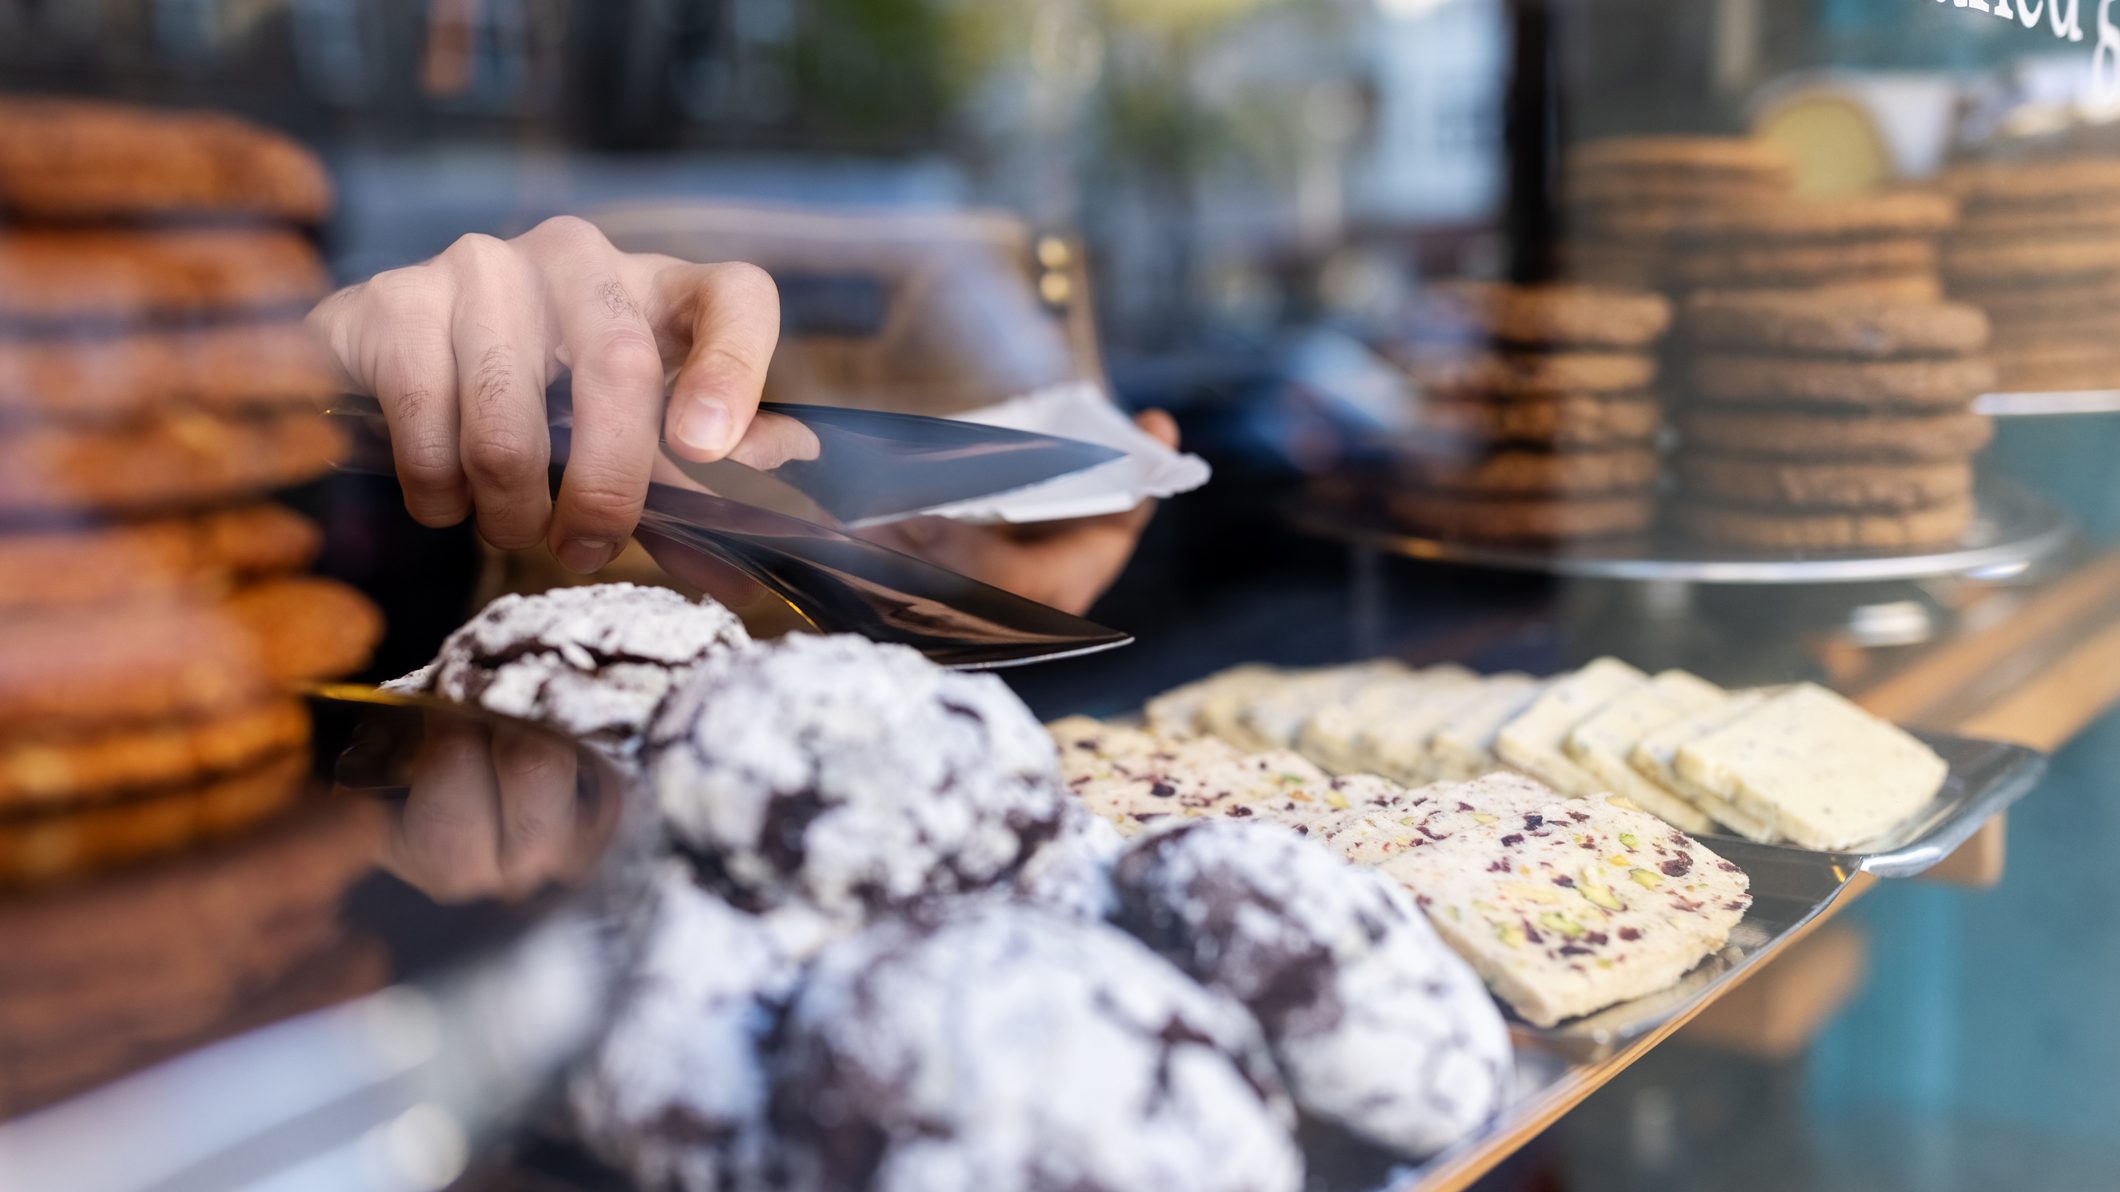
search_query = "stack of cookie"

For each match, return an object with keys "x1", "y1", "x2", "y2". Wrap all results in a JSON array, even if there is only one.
[
  {"x1": 1670, "y1": 290, "x2": 1995, "y2": 551},
  {"x1": 1560, "y1": 136, "x2": 1796, "y2": 289},
  {"x1": 1384, "y1": 281, "x2": 1670, "y2": 543},
  {"x1": 1657, "y1": 191, "x2": 1958, "y2": 302},
  {"x1": 1943, "y1": 155, "x2": 2120, "y2": 391},
  {"x1": 0, "y1": 96, "x2": 379, "y2": 883}
]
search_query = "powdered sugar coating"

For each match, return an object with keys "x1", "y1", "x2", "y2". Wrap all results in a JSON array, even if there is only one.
[
  {"x1": 773, "y1": 900, "x2": 1303, "y2": 1192},
  {"x1": 395, "y1": 583, "x2": 751, "y2": 756},
  {"x1": 566, "y1": 864, "x2": 793, "y2": 1192},
  {"x1": 1112, "y1": 821, "x2": 1511, "y2": 1156},
  {"x1": 646, "y1": 634, "x2": 1067, "y2": 916},
  {"x1": 1012, "y1": 805, "x2": 1125, "y2": 920}
]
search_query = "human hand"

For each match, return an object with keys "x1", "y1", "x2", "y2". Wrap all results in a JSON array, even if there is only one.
[
  {"x1": 378, "y1": 713, "x2": 614, "y2": 903},
  {"x1": 859, "y1": 410, "x2": 1179, "y2": 614},
  {"x1": 308, "y1": 215, "x2": 808, "y2": 573}
]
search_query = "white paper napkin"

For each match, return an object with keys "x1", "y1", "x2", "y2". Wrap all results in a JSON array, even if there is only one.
[{"x1": 908, "y1": 382, "x2": 1212, "y2": 524}]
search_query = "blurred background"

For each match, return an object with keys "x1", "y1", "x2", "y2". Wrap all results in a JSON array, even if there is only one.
[{"x1": 7, "y1": 1, "x2": 2120, "y2": 1189}]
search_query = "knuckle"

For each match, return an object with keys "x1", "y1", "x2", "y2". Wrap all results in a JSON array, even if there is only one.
[
  {"x1": 588, "y1": 329, "x2": 665, "y2": 387},
  {"x1": 442, "y1": 231, "x2": 510, "y2": 270},
  {"x1": 527, "y1": 214, "x2": 608, "y2": 253},
  {"x1": 461, "y1": 427, "x2": 546, "y2": 487},
  {"x1": 560, "y1": 474, "x2": 644, "y2": 531},
  {"x1": 711, "y1": 260, "x2": 780, "y2": 312},
  {"x1": 363, "y1": 266, "x2": 445, "y2": 320},
  {"x1": 396, "y1": 431, "x2": 459, "y2": 482}
]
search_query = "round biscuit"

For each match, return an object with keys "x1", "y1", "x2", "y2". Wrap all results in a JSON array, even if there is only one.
[
  {"x1": 1385, "y1": 491, "x2": 1655, "y2": 542},
  {"x1": 0, "y1": 322, "x2": 337, "y2": 424},
  {"x1": 0, "y1": 503, "x2": 320, "y2": 611},
  {"x1": 0, "y1": 751, "x2": 307, "y2": 888},
  {"x1": 1673, "y1": 498, "x2": 1974, "y2": 551},
  {"x1": 1412, "y1": 394, "x2": 1663, "y2": 447},
  {"x1": 1676, "y1": 455, "x2": 1972, "y2": 511},
  {"x1": 0, "y1": 96, "x2": 331, "y2": 223},
  {"x1": 0, "y1": 229, "x2": 327, "y2": 326},
  {"x1": 0, "y1": 698, "x2": 310, "y2": 809},
  {"x1": 1688, "y1": 353, "x2": 1994, "y2": 407},
  {"x1": 1667, "y1": 238, "x2": 1939, "y2": 287},
  {"x1": 224, "y1": 576, "x2": 383, "y2": 684},
  {"x1": 1413, "y1": 281, "x2": 1671, "y2": 348},
  {"x1": 1393, "y1": 446, "x2": 1661, "y2": 496},
  {"x1": 1675, "y1": 409, "x2": 1993, "y2": 461},
  {"x1": 0, "y1": 410, "x2": 343, "y2": 517},
  {"x1": 1398, "y1": 348, "x2": 1658, "y2": 397},
  {"x1": 1681, "y1": 292, "x2": 1989, "y2": 357}
]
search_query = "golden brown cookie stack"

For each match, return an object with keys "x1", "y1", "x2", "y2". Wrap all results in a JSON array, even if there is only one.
[
  {"x1": 1658, "y1": 191, "x2": 1958, "y2": 303},
  {"x1": 1560, "y1": 137, "x2": 1797, "y2": 290},
  {"x1": 1669, "y1": 291, "x2": 1995, "y2": 551},
  {"x1": 1383, "y1": 281, "x2": 1671, "y2": 543},
  {"x1": 0, "y1": 96, "x2": 379, "y2": 883},
  {"x1": 1942, "y1": 156, "x2": 2120, "y2": 392}
]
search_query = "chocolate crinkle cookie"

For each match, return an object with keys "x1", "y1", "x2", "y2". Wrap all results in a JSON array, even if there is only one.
[
  {"x1": 566, "y1": 864, "x2": 796, "y2": 1192},
  {"x1": 387, "y1": 583, "x2": 750, "y2": 756},
  {"x1": 646, "y1": 634, "x2": 1067, "y2": 916},
  {"x1": 772, "y1": 899, "x2": 1304, "y2": 1192},
  {"x1": 1011, "y1": 804, "x2": 1126, "y2": 921},
  {"x1": 1111, "y1": 821, "x2": 1512, "y2": 1157}
]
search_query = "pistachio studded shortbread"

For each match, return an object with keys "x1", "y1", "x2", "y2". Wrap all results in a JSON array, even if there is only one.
[
  {"x1": 1144, "y1": 664, "x2": 1283, "y2": 739},
  {"x1": 1360, "y1": 773, "x2": 1751, "y2": 1027},
  {"x1": 1562, "y1": 671, "x2": 1727, "y2": 834},
  {"x1": 1426, "y1": 674, "x2": 1544, "y2": 781},
  {"x1": 1293, "y1": 665, "x2": 1479, "y2": 779},
  {"x1": 1216, "y1": 660, "x2": 1410, "y2": 753},
  {"x1": 1494, "y1": 657, "x2": 1649, "y2": 796},
  {"x1": 1630, "y1": 693, "x2": 1778, "y2": 841},
  {"x1": 1673, "y1": 683, "x2": 1946, "y2": 850},
  {"x1": 1050, "y1": 716, "x2": 1394, "y2": 838}
]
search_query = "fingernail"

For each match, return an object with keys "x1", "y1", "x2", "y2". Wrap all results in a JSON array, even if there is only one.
[
  {"x1": 556, "y1": 537, "x2": 618, "y2": 574},
  {"x1": 673, "y1": 401, "x2": 732, "y2": 456}
]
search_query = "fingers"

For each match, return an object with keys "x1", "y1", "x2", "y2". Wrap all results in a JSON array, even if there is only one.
[
  {"x1": 1135, "y1": 407, "x2": 1180, "y2": 449},
  {"x1": 392, "y1": 716, "x2": 504, "y2": 901},
  {"x1": 315, "y1": 215, "x2": 790, "y2": 561},
  {"x1": 724, "y1": 409, "x2": 821, "y2": 470},
  {"x1": 528, "y1": 217, "x2": 663, "y2": 572},
  {"x1": 323, "y1": 267, "x2": 472, "y2": 526},
  {"x1": 448, "y1": 235, "x2": 553, "y2": 550},
  {"x1": 655, "y1": 261, "x2": 779, "y2": 463},
  {"x1": 489, "y1": 723, "x2": 580, "y2": 897},
  {"x1": 860, "y1": 410, "x2": 1179, "y2": 614}
]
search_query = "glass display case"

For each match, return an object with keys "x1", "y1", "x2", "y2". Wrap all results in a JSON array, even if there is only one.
[{"x1": 4, "y1": 2, "x2": 2120, "y2": 1190}]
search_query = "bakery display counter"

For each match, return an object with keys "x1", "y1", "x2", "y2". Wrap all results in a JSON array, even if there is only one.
[{"x1": 1387, "y1": 542, "x2": 2120, "y2": 1191}]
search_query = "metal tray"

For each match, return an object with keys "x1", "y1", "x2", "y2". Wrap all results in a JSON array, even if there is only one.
[
  {"x1": 1457, "y1": 731, "x2": 2042, "y2": 1063},
  {"x1": 1344, "y1": 732, "x2": 2047, "y2": 1191},
  {"x1": 1287, "y1": 476, "x2": 2073, "y2": 584}
]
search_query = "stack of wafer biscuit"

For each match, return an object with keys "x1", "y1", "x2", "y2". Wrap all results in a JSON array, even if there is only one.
[
  {"x1": 1561, "y1": 136, "x2": 1796, "y2": 289},
  {"x1": 1943, "y1": 155, "x2": 2120, "y2": 391},
  {"x1": 1383, "y1": 281, "x2": 1671, "y2": 543},
  {"x1": 0, "y1": 96, "x2": 379, "y2": 883},
  {"x1": 1670, "y1": 291, "x2": 1994, "y2": 550}
]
